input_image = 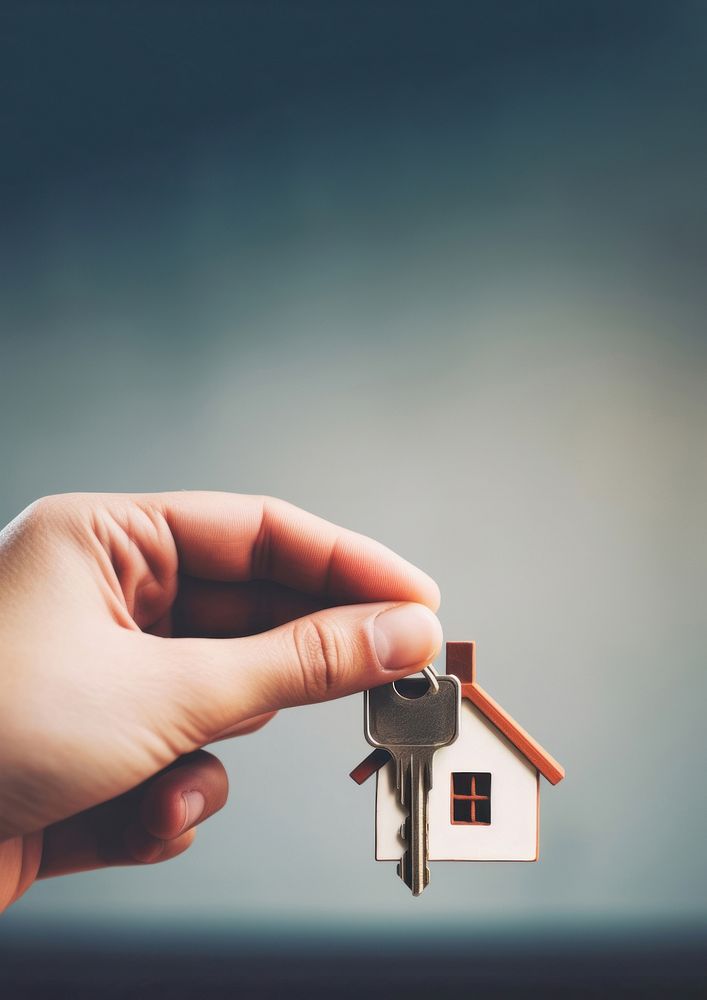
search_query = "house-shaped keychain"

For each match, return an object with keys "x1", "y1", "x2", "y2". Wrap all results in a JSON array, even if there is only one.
[{"x1": 350, "y1": 641, "x2": 565, "y2": 863}]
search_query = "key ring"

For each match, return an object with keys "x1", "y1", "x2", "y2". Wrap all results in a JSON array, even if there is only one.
[{"x1": 422, "y1": 664, "x2": 440, "y2": 694}]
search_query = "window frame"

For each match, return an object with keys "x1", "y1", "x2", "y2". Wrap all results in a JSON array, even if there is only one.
[{"x1": 450, "y1": 771, "x2": 491, "y2": 826}]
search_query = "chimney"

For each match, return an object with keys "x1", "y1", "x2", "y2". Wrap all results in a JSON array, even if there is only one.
[{"x1": 446, "y1": 641, "x2": 475, "y2": 683}]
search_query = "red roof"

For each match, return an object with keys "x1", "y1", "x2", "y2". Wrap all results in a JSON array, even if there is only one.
[
  {"x1": 447, "y1": 642, "x2": 564, "y2": 785},
  {"x1": 350, "y1": 640, "x2": 565, "y2": 786}
]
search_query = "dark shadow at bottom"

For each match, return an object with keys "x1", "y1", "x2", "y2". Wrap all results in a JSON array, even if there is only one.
[{"x1": 1, "y1": 932, "x2": 705, "y2": 998}]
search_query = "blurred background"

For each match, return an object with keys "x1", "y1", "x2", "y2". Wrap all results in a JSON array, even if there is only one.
[{"x1": 1, "y1": 0, "x2": 705, "y2": 994}]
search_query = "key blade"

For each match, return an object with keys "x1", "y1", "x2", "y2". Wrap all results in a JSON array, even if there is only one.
[{"x1": 396, "y1": 751, "x2": 433, "y2": 896}]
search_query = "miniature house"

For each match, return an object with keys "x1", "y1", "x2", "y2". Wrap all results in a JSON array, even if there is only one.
[{"x1": 351, "y1": 642, "x2": 565, "y2": 863}]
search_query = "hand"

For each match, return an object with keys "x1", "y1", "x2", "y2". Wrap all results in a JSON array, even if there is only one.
[{"x1": 0, "y1": 492, "x2": 441, "y2": 910}]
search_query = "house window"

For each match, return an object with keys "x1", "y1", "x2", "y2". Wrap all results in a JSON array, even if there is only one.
[{"x1": 450, "y1": 772, "x2": 491, "y2": 825}]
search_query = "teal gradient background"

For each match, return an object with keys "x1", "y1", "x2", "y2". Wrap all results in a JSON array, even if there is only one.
[{"x1": 1, "y1": 0, "x2": 706, "y2": 954}]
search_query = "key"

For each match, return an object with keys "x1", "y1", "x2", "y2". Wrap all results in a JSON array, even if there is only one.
[{"x1": 364, "y1": 669, "x2": 461, "y2": 896}]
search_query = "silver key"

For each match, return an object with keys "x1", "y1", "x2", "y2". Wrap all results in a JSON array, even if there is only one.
[{"x1": 364, "y1": 669, "x2": 461, "y2": 896}]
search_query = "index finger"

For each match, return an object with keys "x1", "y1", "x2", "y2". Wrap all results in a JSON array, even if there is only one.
[{"x1": 149, "y1": 492, "x2": 440, "y2": 609}]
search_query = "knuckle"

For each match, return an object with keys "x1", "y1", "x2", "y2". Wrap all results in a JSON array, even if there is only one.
[
  {"x1": 292, "y1": 617, "x2": 342, "y2": 703},
  {"x1": 23, "y1": 494, "x2": 62, "y2": 525},
  {"x1": 21, "y1": 493, "x2": 86, "y2": 535},
  {"x1": 1, "y1": 495, "x2": 69, "y2": 550},
  {"x1": 250, "y1": 495, "x2": 284, "y2": 578}
]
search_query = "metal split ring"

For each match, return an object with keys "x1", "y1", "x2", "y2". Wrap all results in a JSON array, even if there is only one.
[{"x1": 422, "y1": 664, "x2": 440, "y2": 694}]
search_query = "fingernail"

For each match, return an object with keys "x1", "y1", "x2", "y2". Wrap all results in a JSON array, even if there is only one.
[
  {"x1": 373, "y1": 604, "x2": 443, "y2": 671},
  {"x1": 180, "y1": 790, "x2": 206, "y2": 832}
]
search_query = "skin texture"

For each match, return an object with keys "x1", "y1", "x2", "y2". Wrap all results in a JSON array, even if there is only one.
[{"x1": 0, "y1": 492, "x2": 442, "y2": 911}]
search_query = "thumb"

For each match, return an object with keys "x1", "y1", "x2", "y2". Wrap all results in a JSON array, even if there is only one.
[{"x1": 168, "y1": 602, "x2": 443, "y2": 740}]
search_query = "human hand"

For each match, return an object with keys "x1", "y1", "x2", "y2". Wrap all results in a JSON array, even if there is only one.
[{"x1": 0, "y1": 492, "x2": 441, "y2": 910}]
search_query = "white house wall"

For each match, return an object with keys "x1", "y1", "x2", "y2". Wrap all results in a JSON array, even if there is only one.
[{"x1": 375, "y1": 700, "x2": 539, "y2": 861}]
